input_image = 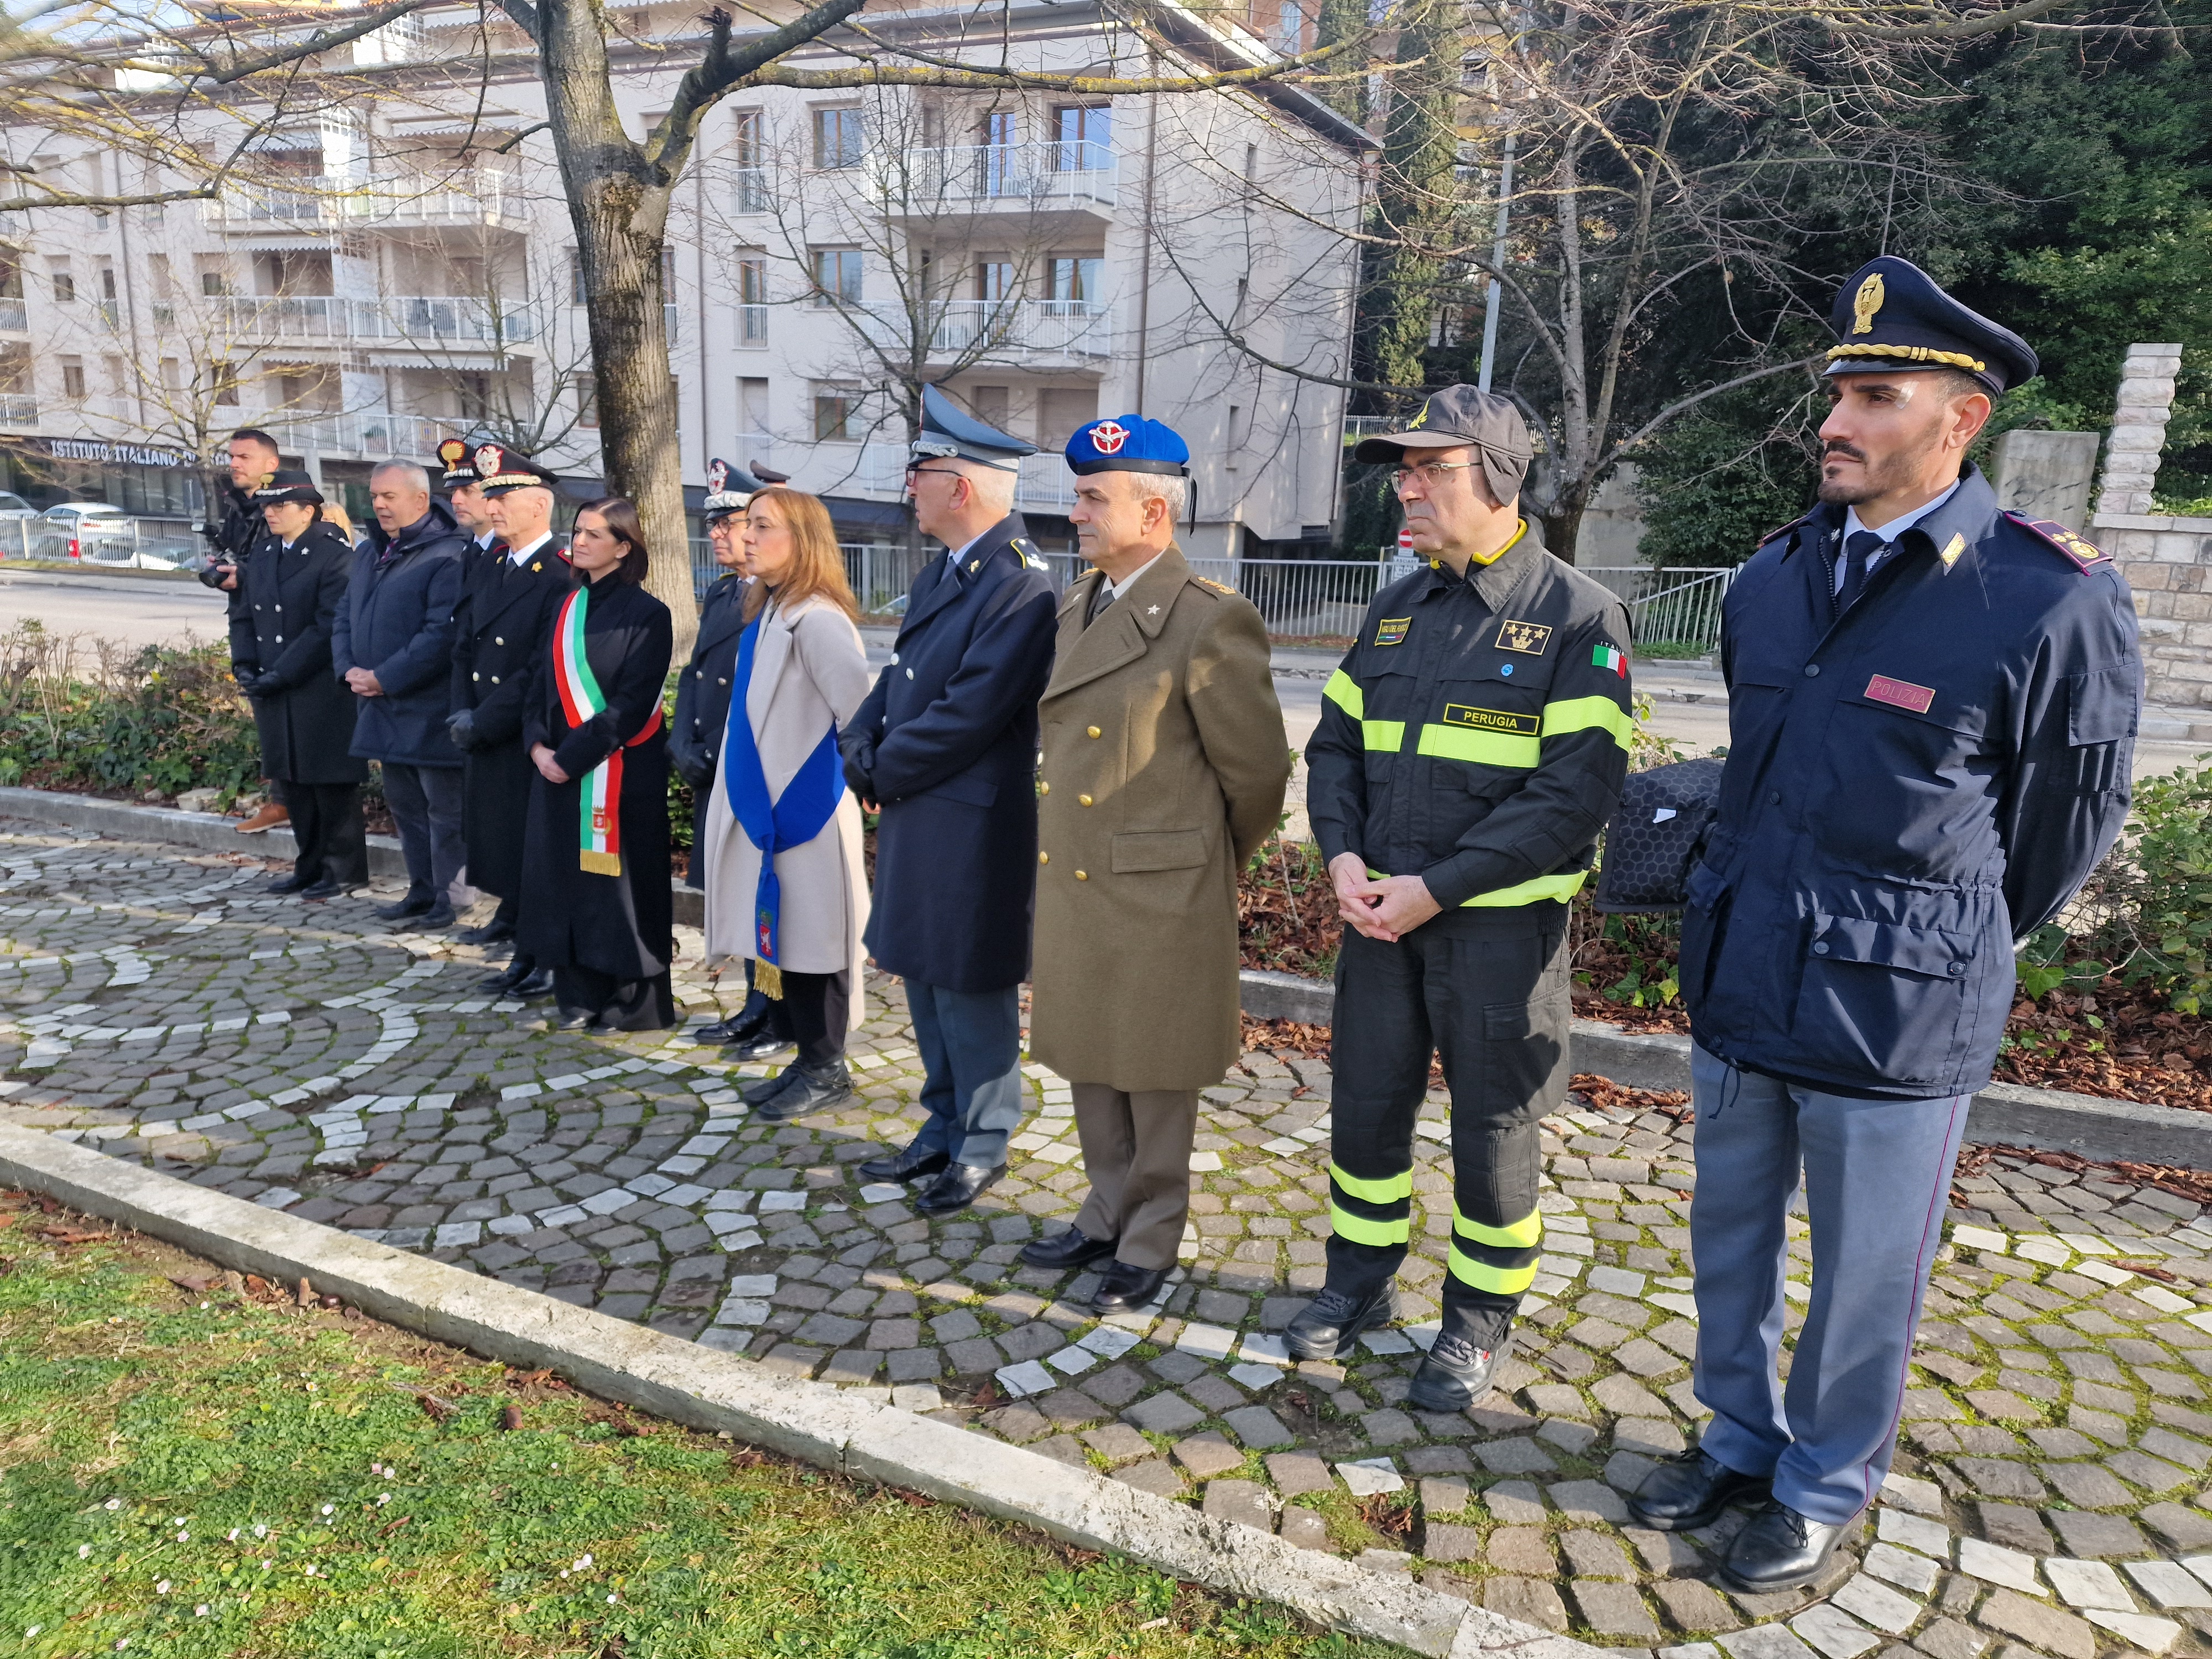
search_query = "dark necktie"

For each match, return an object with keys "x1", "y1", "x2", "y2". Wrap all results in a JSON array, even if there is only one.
[
  {"x1": 1837, "y1": 529, "x2": 1884, "y2": 613},
  {"x1": 1086, "y1": 577, "x2": 1115, "y2": 627}
]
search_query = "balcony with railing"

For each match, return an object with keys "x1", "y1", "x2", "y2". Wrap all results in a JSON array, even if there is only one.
[
  {"x1": 0, "y1": 301, "x2": 24, "y2": 332},
  {"x1": 201, "y1": 168, "x2": 528, "y2": 233},
  {"x1": 853, "y1": 298, "x2": 1111, "y2": 364},
  {"x1": 735, "y1": 304, "x2": 769, "y2": 346},
  {"x1": 186, "y1": 294, "x2": 539, "y2": 348},
  {"x1": 883, "y1": 142, "x2": 1117, "y2": 211},
  {"x1": 0, "y1": 393, "x2": 36, "y2": 426}
]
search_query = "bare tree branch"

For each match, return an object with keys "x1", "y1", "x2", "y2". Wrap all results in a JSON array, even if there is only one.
[{"x1": 202, "y1": 0, "x2": 434, "y2": 82}]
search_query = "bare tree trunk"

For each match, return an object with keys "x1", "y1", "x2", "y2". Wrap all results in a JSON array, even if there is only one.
[{"x1": 538, "y1": 0, "x2": 697, "y2": 656}]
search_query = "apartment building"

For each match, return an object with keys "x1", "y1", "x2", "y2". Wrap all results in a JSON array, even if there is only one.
[{"x1": 0, "y1": 0, "x2": 1368, "y2": 568}]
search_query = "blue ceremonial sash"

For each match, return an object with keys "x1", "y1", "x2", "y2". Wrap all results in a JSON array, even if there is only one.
[{"x1": 723, "y1": 614, "x2": 844, "y2": 995}]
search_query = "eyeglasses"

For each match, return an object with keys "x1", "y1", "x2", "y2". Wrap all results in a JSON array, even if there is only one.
[
  {"x1": 905, "y1": 463, "x2": 961, "y2": 481},
  {"x1": 1391, "y1": 458, "x2": 1481, "y2": 489}
]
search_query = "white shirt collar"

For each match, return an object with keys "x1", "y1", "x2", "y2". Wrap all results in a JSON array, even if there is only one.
[
  {"x1": 1844, "y1": 479, "x2": 1961, "y2": 547},
  {"x1": 474, "y1": 530, "x2": 498, "y2": 550},
  {"x1": 1108, "y1": 551, "x2": 1166, "y2": 599},
  {"x1": 507, "y1": 531, "x2": 552, "y2": 565},
  {"x1": 944, "y1": 533, "x2": 984, "y2": 573}
]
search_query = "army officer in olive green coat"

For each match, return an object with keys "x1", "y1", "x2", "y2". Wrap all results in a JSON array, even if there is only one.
[{"x1": 1022, "y1": 415, "x2": 1291, "y2": 1313}]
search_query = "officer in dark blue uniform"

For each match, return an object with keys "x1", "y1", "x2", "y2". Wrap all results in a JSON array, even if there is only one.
[
  {"x1": 1626, "y1": 258, "x2": 2143, "y2": 1591},
  {"x1": 677, "y1": 459, "x2": 792, "y2": 1060},
  {"x1": 841, "y1": 385, "x2": 1059, "y2": 1217}
]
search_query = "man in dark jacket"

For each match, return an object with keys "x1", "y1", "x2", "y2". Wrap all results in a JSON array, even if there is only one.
[
  {"x1": 676, "y1": 458, "x2": 791, "y2": 1057},
  {"x1": 335, "y1": 461, "x2": 469, "y2": 930},
  {"x1": 230, "y1": 470, "x2": 368, "y2": 898},
  {"x1": 841, "y1": 386, "x2": 1058, "y2": 1215},
  {"x1": 447, "y1": 443, "x2": 572, "y2": 988},
  {"x1": 204, "y1": 427, "x2": 292, "y2": 836},
  {"x1": 1625, "y1": 259, "x2": 2142, "y2": 1594}
]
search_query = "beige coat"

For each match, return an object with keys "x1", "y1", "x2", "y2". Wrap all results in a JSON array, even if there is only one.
[
  {"x1": 701, "y1": 592, "x2": 873, "y2": 993},
  {"x1": 1029, "y1": 547, "x2": 1291, "y2": 1092}
]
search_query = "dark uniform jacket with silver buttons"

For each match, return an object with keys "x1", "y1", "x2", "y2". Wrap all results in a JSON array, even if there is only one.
[
  {"x1": 448, "y1": 534, "x2": 572, "y2": 899},
  {"x1": 1306, "y1": 522, "x2": 1636, "y2": 921},
  {"x1": 226, "y1": 517, "x2": 366, "y2": 786},
  {"x1": 669, "y1": 572, "x2": 749, "y2": 792},
  {"x1": 841, "y1": 513, "x2": 1057, "y2": 992},
  {"x1": 1684, "y1": 464, "x2": 2141, "y2": 1099}
]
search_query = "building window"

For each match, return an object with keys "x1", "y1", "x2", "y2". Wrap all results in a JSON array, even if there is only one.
[
  {"x1": 812, "y1": 107, "x2": 864, "y2": 169},
  {"x1": 50, "y1": 266, "x2": 75, "y2": 303},
  {"x1": 0, "y1": 253, "x2": 20, "y2": 300},
  {"x1": 573, "y1": 374, "x2": 598, "y2": 428},
  {"x1": 976, "y1": 260, "x2": 1015, "y2": 302},
  {"x1": 731, "y1": 108, "x2": 762, "y2": 166},
  {"x1": 811, "y1": 248, "x2": 862, "y2": 307},
  {"x1": 737, "y1": 258, "x2": 768, "y2": 344},
  {"x1": 814, "y1": 386, "x2": 859, "y2": 441},
  {"x1": 1273, "y1": 0, "x2": 1304, "y2": 55},
  {"x1": 201, "y1": 270, "x2": 227, "y2": 297},
  {"x1": 1052, "y1": 106, "x2": 1110, "y2": 170},
  {"x1": 731, "y1": 110, "x2": 766, "y2": 211},
  {"x1": 1048, "y1": 256, "x2": 1102, "y2": 304},
  {"x1": 212, "y1": 361, "x2": 241, "y2": 406},
  {"x1": 60, "y1": 358, "x2": 85, "y2": 398},
  {"x1": 569, "y1": 250, "x2": 587, "y2": 305}
]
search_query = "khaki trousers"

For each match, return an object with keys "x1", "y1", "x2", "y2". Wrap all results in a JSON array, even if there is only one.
[{"x1": 1068, "y1": 1083, "x2": 1201, "y2": 1270}]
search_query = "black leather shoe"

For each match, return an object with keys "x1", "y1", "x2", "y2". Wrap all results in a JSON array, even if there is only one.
[
  {"x1": 1406, "y1": 1332, "x2": 1504, "y2": 1412},
  {"x1": 755, "y1": 1061, "x2": 853, "y2": 1121},
  {"x1": 1020, "y1": 1226, "x2": 1118, "y2": 1271},
  {"x1": 410, "y1": 904, "x2": 456, "y2": 931},
  {"x1": 375, "y1": 893, "x2": 434, "y2": 921},
  {"x1": 688, "y1": 1013, "x2": 743, "y2": 1044},
  {"x1": 1628, "y1": 1448, "x2": 1773, "y2": 1533},
  {"x1": 267, "y1": 871, "x2": 317, "y2": 895},
  {"x1": 857, "y1": 1142, "x2": 952, "y2": 1183},
  {"x1": 504, "y1": 968, "x2": 555, "y2": 1000},
  {"x1": 915, "y1": 1161, "x2": 1005, "y2": 1217},
  {"x1": 727, "y1": 1029, "x2": 796, "y2": 1061},
  {"x1": 300, "y1": 878, "x2": 352, "y2": 901},
  {"x1": 1284, "y1": 1282, "x2": 1402, "y2": 1361},
  {"x1": 551, "y1": 1006, "x2": 596, "y2": 1031},
  {"x1": 742, "y1": 1070, "x2": 796, "y2": 1106},
  {"x1": 457, "y1": 917, "x2": 514, "y2": 947},
  {"x1": 480, "y1": 956, "x2": 533, "y2": 994},
  {"x1": 1721, "y1": 1500, "x2": 1849, "y2": 1594},
  {"x1": 1092, "y1": 1260, "x2": 1170, "y2": 1312}
]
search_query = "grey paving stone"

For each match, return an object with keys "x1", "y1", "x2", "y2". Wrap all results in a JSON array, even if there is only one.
[
  {"x1": 1222, "y1": 1406, "x2": 1295, "y2": 1449},
  {"x1": 1483, "y1": 1479, "x2": 1548, "y2": 1525},
  {"x1": 1562, "y1": 1529, "x2": 1636, "y2": 1579},
  {"x1": 1201, "y1": 1479, "x2": 1274, "y2": 1532},
  {"x1": 1083, "y1": 1425, "x2": 1154, "y2": 1466},
  {"x1": 1549, "y1": 1478, "x2": 1632, "y2": 1525},
  {"x1": 1265, "y1": 1450, "x2": 1335, "y2": 1496},
  {"x1": 1111, "y1": 1459, "x2": 1184, "y2": 1498},
  {"x1": 1123, "y1": 1391, "x2": 1206, "y2": 1436},
  {"x1": 1573, "y1": 1579, "x2": 1660, "y2": 1639},
  {"x1": 1484, "y1": 1577, "x2": 1570, "y2": 1634},
  {"x1": 1475, "y1": 1437, "x2": 1558, "y2": 1475}
]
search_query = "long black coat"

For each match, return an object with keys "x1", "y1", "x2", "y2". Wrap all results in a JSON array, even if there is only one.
[
  {"x1": 451, "y1": 535, "x2": 573, "y2": 899},
  {"x1": 518, "y1": 577, "x2": 675, "y2": 980},
  {"x1": 669, "y1": 572, "x2": 749, "y2": 787},
  {"x1": 227, "y1": 519, "x2": 367, "y2": 786},
  {"x1": 841, "y1": 514, "x2": 1057, "y2": 992},
  {"x1": 332, "y1": 499, "x2": 468, "y2": 768}
]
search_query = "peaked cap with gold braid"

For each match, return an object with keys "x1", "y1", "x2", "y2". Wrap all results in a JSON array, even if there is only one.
[{"x1": 1823, "y1": 255, "x2": 2037, "y2": 395}]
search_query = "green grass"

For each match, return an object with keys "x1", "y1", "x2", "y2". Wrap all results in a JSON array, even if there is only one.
[{"x1": 0, "y1": 1195, "x2": 1403, "y2": 1659}]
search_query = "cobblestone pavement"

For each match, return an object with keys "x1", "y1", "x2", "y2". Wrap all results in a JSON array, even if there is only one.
[{"x1": 8, "y1": 819, "x2": 2212, "y2": 1659}]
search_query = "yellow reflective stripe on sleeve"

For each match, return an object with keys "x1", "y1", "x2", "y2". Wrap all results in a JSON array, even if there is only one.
[
  {"x1": 1463, "y1": 869, "x2": 1588, "y2": 907},
  {"x1": 1323, "y1": 669, "x2": 1364, "y2": 720},
  {"x1": 1363, "y1": 720, "x2": 1406, "y2": 753},
  {"x1": 1329, "y1": 1162, "x2": 1413, "y2": 1205},
  {"x1": 1541, "y1": 693, "x2": 1636, "y2": 752},
  {"x1": 1454, "y1": 1207, "x2": 1542, "y2": 1249},
  {"x1": 1448, "y1": 1243, "x2": 1539, "y2": 1295},
  {"x1": 1332, "y1": 1203, "x2": 1412, "y2": 1248},
  {"x1": 1416, "y1": 723, "x2": 1540, "y2": 769}
]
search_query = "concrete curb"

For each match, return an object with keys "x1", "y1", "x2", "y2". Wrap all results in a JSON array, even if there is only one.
[
  {"x1": 0, "y1": 1123, "x2": 1593, "y2": 1659},
  {"x1": 1237, "y1": 969, "x2": 2212, "y2": 1168}
]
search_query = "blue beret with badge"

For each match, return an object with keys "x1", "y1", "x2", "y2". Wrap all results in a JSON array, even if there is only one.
[
  {"x1": 1824, "y1": 255, "x2": 2037, "y2": 395},
  {"x1": 910, "y1": 383, "x2": 1036, "y2": 474},
  {"x1": 1065, "y1": 414, "x2": 1191, "y2": 478}
]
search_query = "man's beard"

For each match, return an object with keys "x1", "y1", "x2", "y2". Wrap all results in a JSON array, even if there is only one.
[{"x1": 1815, "y1": 424, "x2": 1944, "y2": 506}]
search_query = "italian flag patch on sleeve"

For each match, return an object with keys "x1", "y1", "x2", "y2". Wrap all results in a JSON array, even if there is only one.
[{"x1": 1592, "y1": 643, "x2": 1627, "y2": 678}]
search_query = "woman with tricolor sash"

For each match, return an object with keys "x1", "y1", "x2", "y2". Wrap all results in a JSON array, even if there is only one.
[
  {"x1": 517, "y1": 497, "x2": 678, "y2": 1031},
  {"x1": 697, "y1": 487, "x2": 873, "y2": 1120}
]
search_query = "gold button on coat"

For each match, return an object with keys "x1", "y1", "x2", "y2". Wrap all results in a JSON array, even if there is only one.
[
  {"x1": 1075, "y1": 870, "x2": 1088, "y2": 880},
  {"x1": 1078, "y1": 794, "x2": 1093, "y2": 806},
  {"x1": 1087, "y1": 725, "x2": 1101, "y2": 738},
  {"x1": 1039, "y1": 781, "x2": 1050, "y2": 795},
  {"x1": 1039, "y1": 851, "x2": 1048, "y2": 864}
]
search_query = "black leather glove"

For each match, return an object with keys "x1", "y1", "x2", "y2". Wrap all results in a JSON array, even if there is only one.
[
  {"x1": 678, "y1": 758, "x2": 713, "y2": 790},
  {"x1": 446, "y1": 708, "x2": 479, "y2": 751},
  {"x1": 842, "y1": 753, "x2": 877, "y2": 803}
]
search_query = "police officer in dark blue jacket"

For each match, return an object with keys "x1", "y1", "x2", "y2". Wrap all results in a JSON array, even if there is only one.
[
  {"x1": 677, "y1": 460, "x2": 794, "y2": 1060},
  {"x1": 840, "y1": 386, "x2": 1059, "y2": 1216},
  {"x1": 1626, "y1": 258, "x2": 2142, "y2": 1592}
]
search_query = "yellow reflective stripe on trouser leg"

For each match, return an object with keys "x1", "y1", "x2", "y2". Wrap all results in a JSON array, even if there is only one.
[
  {"x1": 1329, "y1": 1161, "x2": 1412, "y2": 1247},
  {"x1": 1541, "y1": 693, "x2": 1636, "y2": 752},
  {"x1": 1449, "y1": 1203, "x2": 1542, "y2": 1295}
]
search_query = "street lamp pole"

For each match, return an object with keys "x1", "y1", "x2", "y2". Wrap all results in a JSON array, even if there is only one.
[{"x1": 1477, "y1": 132, "x2": 1516, "y2": 393}]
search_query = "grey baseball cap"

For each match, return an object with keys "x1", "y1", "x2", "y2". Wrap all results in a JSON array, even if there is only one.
[{"x1": 1354, "y1": 385, "x2": 1536, "y2": 509}]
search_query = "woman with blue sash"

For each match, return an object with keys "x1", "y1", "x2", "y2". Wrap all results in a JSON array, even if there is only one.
[
  {"x1": 697, "y1": 487, "x2": 873, "y2": 1119},
  {"x1": 517, "y1": 497, "x2": 676, "y2": 1032}
]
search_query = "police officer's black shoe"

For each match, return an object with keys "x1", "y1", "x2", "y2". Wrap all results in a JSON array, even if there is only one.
[
  {"x1": 457, "y1": 917, "x2": 514, "y2": 947},
  {"x1": 1091, "y1": 1260, "x2": 1170, "y2": 1312},
  {"x1": 1627, "y1": 1448, "x2": 1772, "y2": 1533},
  {"x1": 755, "y1": 1061, "x2": 853, "y2": 1121},
  {"x1": 506, "y1": 968, "x2": 555, "y2": 1000},
  {"x1": 1719, "y1": 1500, "x2": 1848, "y2": 1594},
  {"x1": 1020, "y1": 1225, "x2": 1118, "y2": 1271},
  {"x1": 914, "y1": 1161, "x2": 1005, "y2": 1217},
  {"x1": 375, "y1": 893, "x2": 435, "y2": 922},
  {"x1": 550, "y1": 1006, "x2": 597, "y2": 1032},
  {"x1": 267, "y1": 871, "x2": 317, "y2": 895},
  {"x1": 1283, "y1": 1283, "x2": 1402, "y2": 1361},
  {"x1": 857, "y1": 1141, "x2": 951, "y2": 1184},
  {"x1": 299, "y1": 878, "x2": 354, "y2": 901},
  {"x1": 740, "y1": 1069, "x2": 796, "y2": 1107},
  {"x1": 688, "y1": 1013, "x2": 744, "y2": 1044},
  {"x1": 1405, "y1": 1332, "x2": 1504, "y2": 1412}
]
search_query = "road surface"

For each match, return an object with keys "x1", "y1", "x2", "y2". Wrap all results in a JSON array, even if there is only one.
[{"x1": 0, "y1": 566, "x2": 232, "y2": 651}]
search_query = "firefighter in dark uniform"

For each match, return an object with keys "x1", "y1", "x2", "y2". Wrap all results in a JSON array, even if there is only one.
[
  {"x1": 1294, "y1": 386, "x2": 1636, "y2": 1412},
  {"x1": 1626, "y1": 259, "x2": 2142, "y2": 1592},
  {"x1": 230, "y1": 470, "x2": 369, "y2": 895},
  {"x1": 446, "y1": 442, "x2": 572, "y2": 996},
  {"x1": 677, "y1": 458, "x2": 794, "y2": 1060}
]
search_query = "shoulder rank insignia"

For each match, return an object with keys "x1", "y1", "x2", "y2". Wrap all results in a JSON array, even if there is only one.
[
  {"x1": 1938, "y1": 532, "x2": 1965, "y2": 570},
  {"x1": 1497, "y1": 618, "x2": 1553, "y2": 655},
  {"x1": 1755, "y1": 508, "x2": 1822, "y2": 550},
  {"x1": 2005, "y1": 512, "x2": 2108, "y2": 573},
  {"x1": 1194, "y1": 577, "x2": 1234, "y2": 595}
]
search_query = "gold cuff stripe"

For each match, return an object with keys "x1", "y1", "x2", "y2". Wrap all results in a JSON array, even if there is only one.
[{"x1": 1825, "y1": 343, "x2": 1987, "y2": 373}]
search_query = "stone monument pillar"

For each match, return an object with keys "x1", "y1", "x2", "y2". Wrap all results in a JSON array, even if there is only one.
[{"x1": 2094, "y1": 342, "x2": 2185, "y2": 518}]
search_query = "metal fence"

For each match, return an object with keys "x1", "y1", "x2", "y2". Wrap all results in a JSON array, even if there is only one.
[
  {"x1": 0, "y1": 515, "x2": 201, "y2": 568},
  {"x1": 1577, "y1": 567, "x2": 1736, "y2": 654},
  {"x1": 687, "y1": 539, "x2": 924, "y2": 606}
]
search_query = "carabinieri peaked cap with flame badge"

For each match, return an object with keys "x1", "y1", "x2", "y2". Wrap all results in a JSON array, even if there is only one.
[
  {"x1": 701, "y1": 456, "x2": 765, "y2": 524},
  {"x1": 251, "y1": 468, "x2": 324, "y2": 506},
  {"x1": 434, "y1": 436, "x2": 484, "y2": 491},
  {"x1": 1823, "y1": 255, "x2": 2038, "y2": 395},
  {"x1": 911, "y1": 383, "x2": 1038, "y2": 473},
  {"x1": 472, "y1": 442, "x2": 561, "y2": 498}
]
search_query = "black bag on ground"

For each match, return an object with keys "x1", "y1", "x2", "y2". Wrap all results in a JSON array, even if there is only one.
[{"x1": 1593, "y1": 757, "x2": 1725, "y2": 914}]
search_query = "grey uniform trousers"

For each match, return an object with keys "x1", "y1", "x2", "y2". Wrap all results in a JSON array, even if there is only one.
[
  {"x1": 1069, "y1": 1084, "x2": 1201, "y2": 1271},
  {"x1": 1688, "y1": 1043, "x2": 1970, "y2": 1524}
]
